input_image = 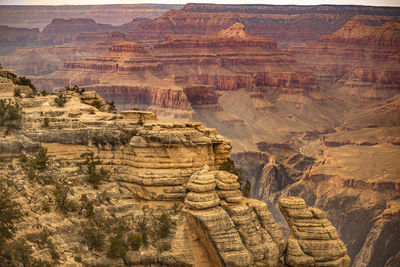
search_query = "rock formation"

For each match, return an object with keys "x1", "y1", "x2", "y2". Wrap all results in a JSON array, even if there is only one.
[
  {"x1": 291, "y1": 18, "x2": 400, "y2": 99},
  {"x1": 39, "y1": 18, "x2": 115, "y2": 45},
  {"x1": 1, "y1": 5, "x2": 399, "y2": 266},
  {"x1": 0, "y1": 25, "x2": 39, "y2": 55},
  {"x1": 0, "y1": 31, "x2": 134, "y2": 76},
  {"x1": 129, "y1": 4, "x2": 399, "y2": 48},
  {"x1": 279, "y1": 197, "x2": 351, "y2": 267},
  {"x1": 0, "y1": 4, "x2": 182, "y2": 29},
  {"x1": 32, "y1": 22, "x2": 319, "y2": 123},
  {"x1": 0, "y1": 71, "x2": 349, "y2": 266}
]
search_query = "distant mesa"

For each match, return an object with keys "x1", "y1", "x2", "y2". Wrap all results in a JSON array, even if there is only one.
[{"x1": 319, "y1": 17, "x2": 400, "y2": 47}]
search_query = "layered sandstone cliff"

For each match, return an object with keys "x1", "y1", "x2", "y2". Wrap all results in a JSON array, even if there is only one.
[
  {"x1": 32, "y1": 22, "x2": 319, "y2": 123},
  {"x1": 0, "y1": 72, "x2": 349, "y2": 266},
  {"x1": 129, "y1": 4, "x2": 399, "y2": 48},
  {"x1": 40, "y1": 18, "x2": 115, "y2": 45},
  {"x1": 291, "y1": 18, "x2": 400, "y2": 99},
  {"x1": 0, "y1": 4, "x2": 182, "y2": 29},
  {"x1": 0, "y1": 25, "x2": 40, "y2": 56},
  {"x1": 0, "y1": 31, "x2": 133, "y2": 76}
]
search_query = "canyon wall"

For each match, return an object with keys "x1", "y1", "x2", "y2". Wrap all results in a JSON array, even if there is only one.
[
  {"x1": 0, "y1": 4, "x2": 183, "y2": 29},
  {"x1": 130, "y1": 4, "x2": 400, "y2": 47},
  {"x1": 0, "y1": 72, "x2": 350, "y2": 266},
  {"x1": 0, "y1": 5, "x2": 399, "y2": 266}
]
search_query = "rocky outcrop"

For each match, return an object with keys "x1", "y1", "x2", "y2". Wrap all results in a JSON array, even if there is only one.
[
  {"x1": 279, "y1": 197, "x2": 351, "y2": 267},
  {"x1": 0, "y1": 31, "x2": 134, "y2": 76},
  {"x1": 64, "y1": 41, "x2": 163, "y2": 72},
  {"x1": 0, "y1": 72, "x2": 350, "y2": 266},
  {"x1": 184, "y1": 166, "x2": 287, "y2": 266},
  {"x1": 183, "y1": 85, "x2": 218, "y2": 105}
]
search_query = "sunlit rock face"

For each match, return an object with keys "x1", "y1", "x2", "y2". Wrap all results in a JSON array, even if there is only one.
[{"x1": 0, "y1": 71, "x2": 349, "y2": 266}]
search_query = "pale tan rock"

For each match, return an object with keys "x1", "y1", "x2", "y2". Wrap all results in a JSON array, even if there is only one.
[
  {"x1": 279, "y1": 197, "x2": 351, "y2": 267},
  {"x1": 0, "y1": 74, "x2": 353, "y2": 267},
  {"x1": 184, "y1": 166, "x2": 220, "y2": 210},
  {"x1": 186, "y1": 207, "x2": 254, "y2": 267},
  {"x1": 248, "y1": 199, "x2": 286, "y2": 255}
]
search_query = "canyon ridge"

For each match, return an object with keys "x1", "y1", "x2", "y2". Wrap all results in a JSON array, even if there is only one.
[{"x1": 0, "y1": 3, "x2": 399, "y2": 267}]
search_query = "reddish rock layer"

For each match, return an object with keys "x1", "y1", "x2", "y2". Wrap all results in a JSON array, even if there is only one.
[
  {"x1": 76, "y1": 85, "x2": 192, "y2": 110},
  {"x1": 0, "y1": 31, "x2": 133, "y2": 76},
  {"x1": 0, "y1": 4, "x2": 182, "y2": 29},
  {"x1": 129, "y1": 4, "x2": 399, "y2": 47},
  {"x1": 0, "y1": 26, "x2": 39, "y2": 55},
  {"x1": 40, "y1": 18, "x2": 114, "y2": 45},
  {"x1": 291, "y1": 19, "x2": 400, "y2": 98},
  {"x1": 319, "y1": 19, "x2": 400, "y2": 47},
  {"x1": 31, "y1": 22, "x2": 320, "y2": 120}
]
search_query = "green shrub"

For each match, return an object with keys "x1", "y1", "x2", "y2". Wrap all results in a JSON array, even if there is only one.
[
  {"x1": 90, "y1": 100, "x2": 103, "y2": 110},
  {"x1": 0, "y1": 183, "x2": 23, "y2": 254},
  {"x1": 41, "y1": 118, "x2": 49, "y2": 128},
  {"x1": 53, "y1": 183, "x2": 78, "y2": 214},
  {"x1": 65, "y1": 85, "x2": 85, "y2": 94},
  {"x1": 81, "y1": 215, "x2": 107, "y2": 252},
  {"x1": 41, "y1": 90, "x2": 48, "y2": 96},
  {"x1": 74, "y1": 255, "x2": 82, "y2": 263},
  {"x1": 11, "y1": 238, "x2": 54, "y2": 267},
  {"x1": 0, "y1": 99, "x2": 22, "y2": 130},
  {"x1": 157, "y1": 213, "x2": 170, "y2": 239},
  {"x1": 160, "y1": 242, "x2": 171, "y2": 252},
  {"x1": 243, "y1": 180, "x2": 251, "y2": 198},
  {"x1": 219, "y1": 159, "x2": 251, "y2": 197},
  {"x1": 33, "y1": 147, "x2": 48, "y2": 171},
  {"x1": 54, "y1": 93, "x2": 66, "y2": 107},
  {"x1": 79, "y1": 152, "x2": 108, "y2": 188},
  {"x1": 78, "y1": 194, "x2": 94, "y2": 218},
  {"x1": 20, "y1": 148, "x2": 53, "y2": 185},
  {"x1": 106, "y1": 232, "x2": 128, "y2": 259},
  {"x1": 41, "y1": 200, "x2": 51, "y2": 213},
  {"x1": 137, "y1": 219, "x2": 148, "y2": 246},
  {"x1": 106, "y1": 101, "x2": 117, "y2": 113},
  {"x1": 219, "y1": 158, "x2": 241, "y2": 177},
  {"x1": 12, "y1": 239, "x2": 33, "y2": 266},
  {"x1": 14, "y1": 76, "x2": 37, "y2": 93},
  {"x1": 128, "y1": 233, "x2": 141, "y2": 251}
]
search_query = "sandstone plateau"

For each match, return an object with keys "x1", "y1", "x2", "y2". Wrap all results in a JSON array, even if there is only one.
[{"x1": 0, "y1": 69, "x2": 350, "y2": 266}]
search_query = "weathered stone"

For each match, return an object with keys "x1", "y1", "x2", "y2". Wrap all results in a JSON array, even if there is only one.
[{"x1": 279, "y1": 197, "x2": 351, "y2": 267}]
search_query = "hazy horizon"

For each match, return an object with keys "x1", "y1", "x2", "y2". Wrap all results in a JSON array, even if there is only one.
[{"x1": 0, "y1": 0, "x2": 399, "y2": 7}]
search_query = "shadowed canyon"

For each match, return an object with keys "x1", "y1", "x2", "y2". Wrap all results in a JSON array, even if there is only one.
[{"x1": 0, "y1": 3, "x2": 399, "y2": 267}]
